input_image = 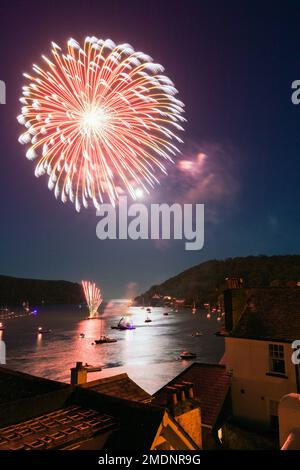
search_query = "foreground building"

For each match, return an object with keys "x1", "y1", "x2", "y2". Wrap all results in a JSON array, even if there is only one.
[
  {"x1": 153, "y1": 362, "x2": 231, "y2": 449},
  {"x1": 222, "y1": 287, "x2": 300, "y2": 448},
  {"x1": 0, "y1": 366, "x2": 199, "y2": 450}
]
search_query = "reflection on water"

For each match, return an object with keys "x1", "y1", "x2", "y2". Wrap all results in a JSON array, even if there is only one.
[{"x1": 3, "y1": 301, "x2": 224, "y2": 394}]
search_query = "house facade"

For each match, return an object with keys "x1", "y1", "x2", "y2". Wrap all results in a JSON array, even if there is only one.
[{"x1": 223, "y1": 287, "x2": 300, "y2": 430}]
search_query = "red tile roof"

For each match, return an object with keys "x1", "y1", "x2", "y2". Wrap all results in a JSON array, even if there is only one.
[{"x1": 153, "y1": 363, "x2": 231, "y2": 426}]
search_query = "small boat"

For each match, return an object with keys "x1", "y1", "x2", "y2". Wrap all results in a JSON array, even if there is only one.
[
  {"x1": 146, "y1": 307, "x2": 151, "y2": 313},
  {"x1": 163, "y1": 311, "x2": 169, "y2": 316},
  {"x1": 83, "y1": 363, "x2": 102, "y2": 372},
  {"x1": 192, "y1": 331, "x2": 203, "y2": 337},
  {"x1": 0, "y1": 322, "x2": 4, "y2": 331},
  {"x1": 37, "y1": 326, "x2": 52, "y2": 334},
  {"x1": 95, "y1": 336, "x2": 117, "y2": 344},
  {"x1": 111, "y1": 317, "x2": 136, "y2": 330},
  {"x1": 145, "y1": 316, "x2": 152, "y2": 323},
  {"x1": 79, "y1": 333, "x2": 85, "y2": 338},
  {"x1": 180, "y1": 351, "x2": 197, "y2": 360}
]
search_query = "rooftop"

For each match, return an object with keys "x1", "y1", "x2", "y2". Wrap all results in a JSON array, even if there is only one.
[
  {"x1": 0, "y1": 367, "x2": 67, "y2": 404},
  {"x1": 0, "y1": 367, "x2": 166, "y2": 450},
  {"x1": 81, "y1": 373, "x2": 151, "y2": 403},
  {"x1": 230, "y1": 288, "x2": 300, "y2": 342},
  {"x1": 153, "y1": 363, "x2": 231, "y2": 427},
  {"x1": 0, "y1": 404, "x2": 116, "y2": 450}
]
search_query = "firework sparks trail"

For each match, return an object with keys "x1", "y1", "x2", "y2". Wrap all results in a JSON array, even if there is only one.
[
  {"x1": 82, "y1": 280, "x2": 102, "y2": 317},
  {"x1": 18, "y1": 36, "x2": 185, "y2": 211}
]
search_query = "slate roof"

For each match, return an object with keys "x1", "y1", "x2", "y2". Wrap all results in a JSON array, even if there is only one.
[
  {"x1": 153, "y1": 363, "x2": 231, "y2": 427},
  {"x1": 0, "y1": 404, "x2": 116, "y2": 450},
  {"x1": 81, "y1": 373, "x2": 151, "y2": 403},
  {"x1": 230, "y1": 288, "x2": 300, "y2": 342},
  {"x1": 0, "y1": 367, "x2": 67, "y2": 404},
  {"x1": 0, "y1": 367, "x2": 165, "y2": 450}
]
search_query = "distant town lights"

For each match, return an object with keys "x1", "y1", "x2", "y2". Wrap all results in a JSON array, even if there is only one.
[{"x1": 0, "y1": 80, "x2": 6, "y2": 104}]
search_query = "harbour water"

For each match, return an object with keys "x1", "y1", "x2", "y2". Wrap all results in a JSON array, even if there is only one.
[{"x1": 1, "y1": 301, "x2": 224, "y2": 394}]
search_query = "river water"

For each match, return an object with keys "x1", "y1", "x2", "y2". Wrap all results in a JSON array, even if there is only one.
[{"x1": 1, "y1": 301, "x2": 224, "y2": 394}]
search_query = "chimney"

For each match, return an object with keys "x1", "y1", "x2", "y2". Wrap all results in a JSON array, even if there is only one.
[
  {"x1": 223, "y1": 286, "x2": 246, "y2": 333},
  {"x1": 174, "y1": 383, "x2": 186, "y2": 402},
  {"x1": 182, "y1": 381, "x2": 194, "y2": 399},
  {"x1": 70, "y1": 362, "x2": 87, "y2": 385},
  {"x1": 166, "y1": 386, "x2": 178, "y2": 407},
  {"x1": 168, "y1": 381, "x2": 202, "y2": 448}
]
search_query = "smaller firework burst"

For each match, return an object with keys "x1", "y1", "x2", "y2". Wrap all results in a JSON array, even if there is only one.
[{"x1": 82, "y1": 280, "x2": 102, "y2": 317}]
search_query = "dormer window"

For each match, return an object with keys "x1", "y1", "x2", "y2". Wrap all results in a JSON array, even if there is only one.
[{"x1": 269, "y1": 344, "x2": 285, "y2": 375}]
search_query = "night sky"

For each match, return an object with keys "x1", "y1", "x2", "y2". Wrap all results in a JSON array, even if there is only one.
[{"x1": 0, "y1": 0, "x2": 300, "y2": 298}]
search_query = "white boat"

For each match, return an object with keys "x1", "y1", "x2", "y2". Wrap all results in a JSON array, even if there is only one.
[
  {"x1": 111, "y1": 317, "x2": 136, "y2": 330},
  {"x1": 95, "y1": 336, "x2": 117, "y2": 344},
  {"x1": 83, "y1": 363, "x2": 102, "y2": 372},
  {"x1": 37, "y1": 326, "x2": 52, "y2": 334},
  {"x1": 95, "y1": 319, "x2": 117, "y2": 343}
]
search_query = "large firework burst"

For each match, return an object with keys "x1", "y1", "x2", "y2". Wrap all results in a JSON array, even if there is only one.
[
  {"x1": 18, "y1": 37, "x2": 185, "y2": 211},
  {"x1": 82, "y1": 280, "x2": 102, "y2": 317}
]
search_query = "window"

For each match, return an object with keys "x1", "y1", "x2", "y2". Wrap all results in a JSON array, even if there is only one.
[{"x1": 269, "y1": 344, "x2": 285, "y2": 375}]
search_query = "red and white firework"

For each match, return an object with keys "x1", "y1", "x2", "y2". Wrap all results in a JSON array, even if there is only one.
[
  {"x1": 82, "y1": 280, "x2": 102, "y2": 317},
  {"x1": 18, "y1": 36, "x2": 185, "y2": 211}
]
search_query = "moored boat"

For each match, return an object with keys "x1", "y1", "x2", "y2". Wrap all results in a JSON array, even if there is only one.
[
  {"x1": 180, "y1": 351, "x2": 197, "y2": 360},
  {"x1": 95, "y1": 336, "x2": 117, "y2": 344},
  {"x1": 111, "y1": 317, "x2": 136, "y2": 330},
  {"x1": 37, "y1": 326, "x2": 52, "y2": 334},
  {"x1": 83, "y1": 363, "x2": 102, "y2": 372}
]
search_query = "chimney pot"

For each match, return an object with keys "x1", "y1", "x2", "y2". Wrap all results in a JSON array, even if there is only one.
[
  {"x1": 174, "y1": 383, "x2": 186, "y2": 401},
  {"x1": 70, "y1": 362, "x2": 87, "y2": 385},
  {"x1": 166, "y1": 386, "x2": 178, "y2": 406},
  {"x1": 182, "y1": 381, "x2": 194, "y2": 399}
]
